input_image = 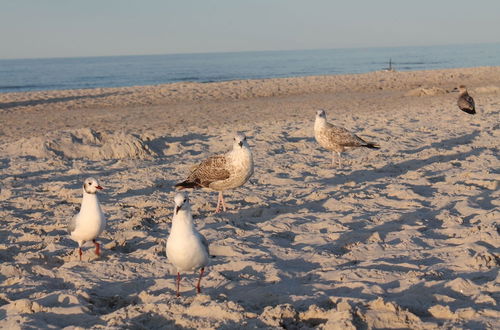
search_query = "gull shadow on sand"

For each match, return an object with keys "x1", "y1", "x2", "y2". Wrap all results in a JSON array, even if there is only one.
[
  {"x1": 146, "y1": 132, "x2": 216, "y2": 157},
  {"x1": 311, "y1": 130, "x2": 485, "y2": 190},
  {"x1": 111, "y1": 178, "x2": 177, "y2": 201},
  {"x1": 0, "y1": 91, "x2": 131, "y2": 110},
  {"x1": 320, "y1": 145, "x2": 487, "y2": 188},
  {"x1": 400, "y1": 130, "x2": 481, "y2": 155}
]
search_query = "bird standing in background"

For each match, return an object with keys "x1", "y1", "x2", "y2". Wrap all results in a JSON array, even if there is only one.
[
  {"x1": 314, "y1": 109, "x2": 380, "y2": 168},
  {"x1": 166, "y1": 193, "x2": 209, "y2": 297},
  {"x1": 68, "y1": 177, "x2": 106, "y2": 261},
  {"x1": 175, "y1": 133, "x2": 254, "y2": 213},
  {"x1": 456, "y1": 85, "x2": 476, "y2": 115}
]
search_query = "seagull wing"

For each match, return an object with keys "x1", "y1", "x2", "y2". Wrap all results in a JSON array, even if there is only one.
[
  {"x1": 187, "y1": 155, "x2": 231, "y2": 187},
  {"x1": 197, "y1": 232, "x2": 210, "y2": 255},
  {"x1": 326, "y1": 123, "x2": 368, "y2": 147},
  {"x1": 458, "y1": 93, "x2": 476, "y2": 113},
  {"x1": 68, "y1": 214, "x2": 78, "y2": 234}
]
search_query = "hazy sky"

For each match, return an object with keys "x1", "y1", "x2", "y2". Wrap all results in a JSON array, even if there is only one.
[{"x1": 1, "y1": 0, "x2": 499, "y2": 59}]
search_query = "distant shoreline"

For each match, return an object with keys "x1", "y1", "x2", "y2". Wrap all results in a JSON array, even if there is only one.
[
  {"x1": 0, "y1": 63, "x2": 496, "y2": 95},
  {"x1": 1, "y1": 66, "x2": 500, "y2": 110},
  {"x1": 1, "y1": 43, "x2": 499, "y2": 93},
  {"x1": 1, "y1": 66, "x2": 500, "y2": 144}
]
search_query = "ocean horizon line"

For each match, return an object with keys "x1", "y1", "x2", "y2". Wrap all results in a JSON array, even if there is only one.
[{"x1": 1, "y1": 41, "x2": 499, "y2": 62}]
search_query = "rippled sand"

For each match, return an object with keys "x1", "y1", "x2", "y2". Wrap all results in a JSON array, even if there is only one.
[{"x1": 0, "y1": 67, "x2": 499, "y2": 329}]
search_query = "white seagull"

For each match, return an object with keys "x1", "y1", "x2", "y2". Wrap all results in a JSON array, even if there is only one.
[
  {"x1": 175, "y1": 133, "x2": 254, "y2": 212},
  {"x1": 314, "y1": 109, "x2": 380, "y2": 167},
  {"x1": 68, "y1": 177, "x2": 106, "y2": 261},
  {"x1": 166, "y1": 192, "x2": 209, "y2": 297}
]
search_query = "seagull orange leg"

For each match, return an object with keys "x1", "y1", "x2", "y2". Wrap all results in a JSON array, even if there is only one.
[
  {"x1": 215, "y1": 192, "x2": 224, "y2": 213},
  {"x1": 93, "y1": 239, "x2": 100, "y2": 257},
  {"x1": 176, "y1": 272, "x2": 181, "y2": 297},
  {"x1": 220, "y1": 193, "x2": 227, "y2": 212},
  {"x1": 78, "y1": 247, "x2": 83, "y2": 261},
  {"x1": 196, "y1": 267, "x2": 205, "y2": 294}
]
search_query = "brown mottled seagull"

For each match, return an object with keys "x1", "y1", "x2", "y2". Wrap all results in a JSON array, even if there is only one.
[
  {"x1": 456, "y1": 85, "x2": 476, "y2": 115},
  {"x1": 175, "y1": 133, "x2": 254, "y2": 213},
  {"x1": 314, "y1": 109, "x2": 380, "y2": 167}
]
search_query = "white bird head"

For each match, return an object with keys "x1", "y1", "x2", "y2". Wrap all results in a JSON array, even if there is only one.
[
  {"x1": 316, "y1": 109, "x2": 327, "y2": 119},
  {"x1": 174, "y1": 192, "x2": 190, "y2": 215},
  {"x1": 233, "y1": 133, "x2": 249, "y2": 149},
  {"x1": 83, "y1": 177, "x2": 103, "y2": 194}
]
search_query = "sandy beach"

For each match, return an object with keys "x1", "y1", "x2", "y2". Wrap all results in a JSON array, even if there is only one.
[{"x1": 0, "y1": 67, "x2": 499, "y2": 329}]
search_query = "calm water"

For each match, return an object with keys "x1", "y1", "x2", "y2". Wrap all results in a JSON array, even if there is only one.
[{"x1": 1, "y1": 43, "x2": 499, "y2": 93}]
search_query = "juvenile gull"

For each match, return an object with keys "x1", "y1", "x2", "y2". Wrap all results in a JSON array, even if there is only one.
[
  {"x1": 68, "y1": 177, "x2": 106, "y2": 260},
  {"x1": 166, "y1": 192, "x2": 209, "y2": 297},
  {"x1": 314, "y1": 109, "x2": 380, "y2": 167},
  {"x1": 175, "y1": 133, "x2": 254, "y2": 212},
  {"x1": 457, "y1": 85, "x2": 476, "y2": 115}
]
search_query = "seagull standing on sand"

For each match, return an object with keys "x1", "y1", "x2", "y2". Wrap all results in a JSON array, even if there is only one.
[
  {"x1": 314, "y1": 109, "x2": 380, "y2": 167},
  {"x1": 456, "y1": 85, "x2": 476, "y2": 115},
  {"x1": 175, "y1": 133, "x2": 254, "y2": 213},
  {"x1": 166, "y1": 193, "x2": 209, "y2": 297},
  {"x1": 68, "y1": 177, "x2": 106, "y2": 261}
]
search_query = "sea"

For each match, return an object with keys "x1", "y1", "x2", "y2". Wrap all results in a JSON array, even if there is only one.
[{"x1": 1, "y1": 43, "x2": 499, "y2": 93}]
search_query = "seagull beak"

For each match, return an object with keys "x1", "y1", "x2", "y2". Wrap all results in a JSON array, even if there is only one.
[
  {"x1": 238, "y1": 141, "x2": 243, "y2": 147},
  {"x1": 96, "y1": 186, "x2": 103, "y2": 190},
  {"x1": 175, "y1": 205, "x2": 181, "y2": 214}
]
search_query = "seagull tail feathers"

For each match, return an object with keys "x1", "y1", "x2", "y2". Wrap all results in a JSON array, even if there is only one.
[
  {"x1": 364, "y1": 142, "x2": 380, "y2": 149},
  {"x1": 175, "y1": 180, "x2": 200, "y2": 190},
  {"x1": 461, "y1": 108, "x2": 476, "y2": 115}
]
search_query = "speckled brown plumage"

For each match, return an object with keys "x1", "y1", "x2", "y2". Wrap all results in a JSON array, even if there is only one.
[
  {"x1": 316, "y1": 122, "x2": 376, "y2": 153},
  {"x1": 314, "y1": 109, "x2": 379, "y2": 167},
  {"x1": 175, "y1": 133, "x2": 254, "y2": 212},
  {"x1": 176, "y1": 155, "x2": 230, "y2": 189},
  {"x1": 457, "y1": 85, "x2": 476, "y2": 115}
]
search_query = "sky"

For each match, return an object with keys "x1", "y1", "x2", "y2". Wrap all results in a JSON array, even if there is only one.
[{"x1": 1, "y1": 0, "x2": 500, "y2": 59}]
